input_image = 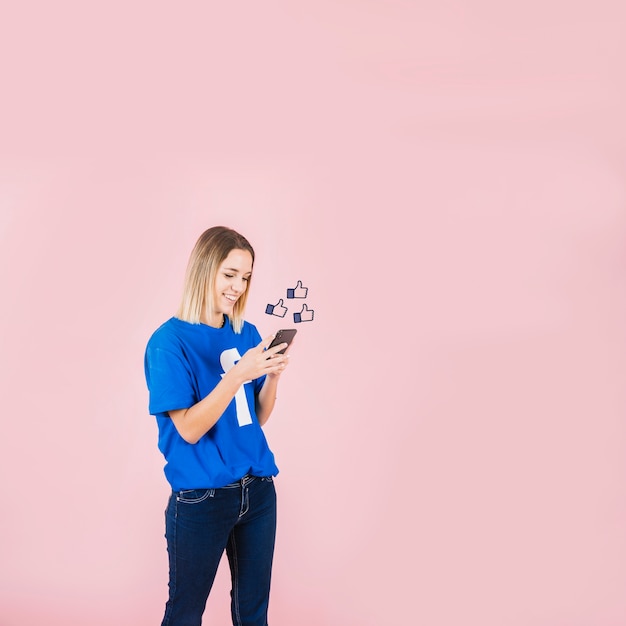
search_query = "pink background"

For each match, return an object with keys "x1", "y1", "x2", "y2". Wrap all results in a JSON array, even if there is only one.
[{"x1": 1, "y1": 1, "x2": 626, "y2": 624}]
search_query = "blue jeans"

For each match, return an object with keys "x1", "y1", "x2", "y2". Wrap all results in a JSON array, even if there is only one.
[{"x1": 161, "y1": 475, "x2": 277, "y2": 626}]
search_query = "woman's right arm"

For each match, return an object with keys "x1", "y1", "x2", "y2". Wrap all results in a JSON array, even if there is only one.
[{"x1": 168, "y1": 334, "x2": 288, "y2": 444}]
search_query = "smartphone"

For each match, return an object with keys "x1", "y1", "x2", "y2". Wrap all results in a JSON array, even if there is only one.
[{"x1": 268, "y1": 328, "x2": 297, "y2": 354}]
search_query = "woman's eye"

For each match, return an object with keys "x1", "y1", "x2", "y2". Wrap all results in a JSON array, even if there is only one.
[
  {"x1": 224, "y1": 274, "x2": 234, "y2": 278},
  {"x1": 243, "y1": 277, "x2": 249, "y2": 282}
]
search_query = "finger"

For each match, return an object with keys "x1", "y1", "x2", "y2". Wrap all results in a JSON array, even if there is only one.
[
  {"x1": 264, "y1": 352, "x2": 288, "y2": 366},
  {"x1": 259, "y1": 334, "x2": 276, "y2": 350},
  {"x1": 266, "y1": 343, "x2": 288, "y2": 358},
  {"x1": 267, "y1": 359, "x2": 288, "y2": 374}
]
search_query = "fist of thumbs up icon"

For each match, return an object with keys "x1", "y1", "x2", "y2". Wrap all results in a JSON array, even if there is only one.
[
  {"x1": 294, "y1": 304, "x2": 314, "y2": 323},
  {"x1": 287, "y1": 280, "x2": 308, "y2": 299},
  {"x1": 265, "y1": 298, "x2": 288, "y2": 318}
]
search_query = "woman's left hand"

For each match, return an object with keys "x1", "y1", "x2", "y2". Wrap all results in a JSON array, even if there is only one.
[{"x1": 265, "y1": 350, "x2": 290, "y2": 379}]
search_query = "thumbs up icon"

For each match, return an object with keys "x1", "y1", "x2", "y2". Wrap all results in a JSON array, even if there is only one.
[
  {"x1": 265, "y1": 298, "x2": 288, "y2": 318},
  {"x1": 287, "y1": 280, "x2": 308, "y2": 299},
  {"x1": 294, "y1": 304, "x2": 314, "y2": 323}
]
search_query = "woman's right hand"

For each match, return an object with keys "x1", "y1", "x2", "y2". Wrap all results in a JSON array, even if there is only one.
[{"x1": 231, "y1": 334, "x2": 289, "y2": 383}]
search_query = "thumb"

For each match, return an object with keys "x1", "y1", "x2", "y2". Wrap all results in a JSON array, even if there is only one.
[{"x1": 259, "y1": 334, "x2": 275, "y2": 350}]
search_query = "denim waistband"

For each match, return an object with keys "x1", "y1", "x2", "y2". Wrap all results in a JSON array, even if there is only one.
[{"x1": 222, "y1": 474, "x2": 257, "y2": 489}]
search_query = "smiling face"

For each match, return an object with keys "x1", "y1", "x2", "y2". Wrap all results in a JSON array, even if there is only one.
[
  {"x1": 177, "y1": 226, "x2": 256, "y2": 333},
  {"x1": 204, "y1": 248, "x2": 253, "y2": 327}
]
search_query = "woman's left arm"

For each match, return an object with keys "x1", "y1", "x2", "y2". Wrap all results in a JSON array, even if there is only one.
[{"x1": 256, "y1": 356, "x2": 289, "y2": 426}]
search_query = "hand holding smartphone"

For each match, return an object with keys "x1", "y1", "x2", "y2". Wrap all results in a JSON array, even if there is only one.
[{"x1": 267, "y1": 328, "x2": 297, "y2": 354}]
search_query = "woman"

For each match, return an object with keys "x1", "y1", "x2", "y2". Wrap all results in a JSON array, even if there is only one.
[{"x1": 144, "y1": 226, "x2": 291, "y2": 626}]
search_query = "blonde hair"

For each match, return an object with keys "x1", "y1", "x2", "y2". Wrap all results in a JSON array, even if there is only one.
[{"x1": 176, "y1": 226, "x2": 255, "y2": 334}]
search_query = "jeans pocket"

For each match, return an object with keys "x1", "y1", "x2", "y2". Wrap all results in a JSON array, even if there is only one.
[
  {"x1": 176, "y1": 488, "x2": 215, "y2": 504},
  {"x1": 260, "y1": 476, "x2": 274, "y2": 483}
]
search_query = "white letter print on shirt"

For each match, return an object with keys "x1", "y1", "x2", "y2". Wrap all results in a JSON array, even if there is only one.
[{"x1": 220, "y1": 348, "x2": 253, "y2": 426}]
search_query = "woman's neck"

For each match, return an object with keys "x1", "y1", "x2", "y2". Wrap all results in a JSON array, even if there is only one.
[{"x1": 201, "y1": 312, "x2": 225, "y2": 328}]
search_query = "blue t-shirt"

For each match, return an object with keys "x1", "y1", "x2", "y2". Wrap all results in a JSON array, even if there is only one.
[{"x1": 144, "y1": 316, "x2": 279, "y2": 490}]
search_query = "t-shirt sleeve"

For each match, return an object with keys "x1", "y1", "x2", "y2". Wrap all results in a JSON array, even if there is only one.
[{"x1": 145, "y1": 336, "x2": 197, "y2": 418}]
